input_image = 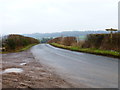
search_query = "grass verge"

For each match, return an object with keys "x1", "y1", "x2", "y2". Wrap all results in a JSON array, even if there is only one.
[
  {"x1": 50, "y1": 43, "x2": 120, "y2": 58},
  {"x1": 1, "y1": 43, "x2": 38, "y2": 54},
  {"x1": 16, "y1": 43, "x2": 38, "y2": 52}
]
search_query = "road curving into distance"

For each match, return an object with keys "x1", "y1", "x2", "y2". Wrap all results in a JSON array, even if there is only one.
[{"x1": 31, "y1": 44, "x2": 118, "y2": 88}]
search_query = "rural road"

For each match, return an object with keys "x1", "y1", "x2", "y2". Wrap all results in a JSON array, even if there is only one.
[{"x1": 31, "y1": 44, "x2": 118, "y2": 88}]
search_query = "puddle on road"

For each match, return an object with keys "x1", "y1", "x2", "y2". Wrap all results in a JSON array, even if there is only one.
[
  {"x1": 2, "y1": 68, "x2": 23, "y2": 74},
  {"x1": 20, "y1": 63, "x2": 27, "y2": 66}
]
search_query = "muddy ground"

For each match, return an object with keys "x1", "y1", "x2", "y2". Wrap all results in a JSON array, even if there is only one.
[{"x1": 1, "y1": 50, "x2": 73, "y2": 88}]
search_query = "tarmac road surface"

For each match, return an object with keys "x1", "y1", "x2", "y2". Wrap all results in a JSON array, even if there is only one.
[{"x1": 31, "y1": 44, "x2": 118, "y2": 88}]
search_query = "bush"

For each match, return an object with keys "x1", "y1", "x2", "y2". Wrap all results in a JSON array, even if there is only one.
[
  {"x1": 100, "y1": 33, "x2": 120, "y2": 51},
  {"x1": 83, "y1": 34, "x2": 106, "y2": 48},
  {"x1": 82, "y1": 33, "x2": 120, "y2": 51},
  {"x1": 48, "y1": 37, "x2": 63, "y2": 44},
  {"x1": 2, "y1": 34, "x2": 39, "y2": 51},
  {"x1": 48, "y1": 37, "x2": 77, "y2": 46}
]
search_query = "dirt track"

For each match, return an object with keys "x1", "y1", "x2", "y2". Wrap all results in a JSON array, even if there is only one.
[{"x1": 1, "y1": 50, "x2": 73, "y2": 88}]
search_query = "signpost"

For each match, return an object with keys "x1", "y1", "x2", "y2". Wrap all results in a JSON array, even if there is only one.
[{"x1": 105, "y1": 28, "x2": 118, "y2": 39}]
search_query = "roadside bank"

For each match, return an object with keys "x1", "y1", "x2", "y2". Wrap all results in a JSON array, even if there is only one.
[{"x1": 50, "y1": 43, "x2": 120, "y2": 58}]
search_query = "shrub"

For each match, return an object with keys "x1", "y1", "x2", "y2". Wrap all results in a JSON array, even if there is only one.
[
  {"x1": 2, "y1": 34, "x2": 39, "y2": 51},
  {"x1": 61, "y1": 37, "x2": 77, "y2": 46},
  {"x1": 82, "y1": 33, "x2": 120, "y2": 51},
  {"x1": 48, "y1": 37, "x2": 77, "y2": 46}
]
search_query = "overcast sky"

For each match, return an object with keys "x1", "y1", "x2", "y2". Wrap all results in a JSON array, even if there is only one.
[{"x1": 0, "y1": 0, "x2": 119, "y2": 34}]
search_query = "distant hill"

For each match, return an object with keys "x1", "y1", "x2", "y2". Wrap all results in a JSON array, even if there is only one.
[{"x1": 23, "y1": 31, "x2": 109, "y2": 40}]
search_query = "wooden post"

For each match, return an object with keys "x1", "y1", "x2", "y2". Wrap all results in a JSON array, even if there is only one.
[{"x1": 105, "y1": 28, "x2": 118, "y2": 42}]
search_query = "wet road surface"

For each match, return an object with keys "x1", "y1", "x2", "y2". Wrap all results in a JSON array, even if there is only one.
[{"x1": 31, "y1": 44, "x2": 118, "y2": 88}]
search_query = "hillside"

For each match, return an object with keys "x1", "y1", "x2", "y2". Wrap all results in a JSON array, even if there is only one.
[{"x1": 23, "y1": 31, "x2": 109, "y2": 39}]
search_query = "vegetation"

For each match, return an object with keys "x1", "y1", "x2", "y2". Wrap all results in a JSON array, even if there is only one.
[
  {"x1": 24, "y1": 31, "x2": 108, "y2": 40},
  {"x1": 17, "y1": 44, "x2": 38, "y2": 52},
  {"x1": 50, "y1": 43, "x2": 120, "y2": 58},
  {"x1": 40, "y1": 37, "x2": 53, "y2": 43},
  {"x1": 48, "y1": 33, "x2": 120, "y2": 58},
  {"x1": 48, "y1": 37, "x2": 77, "y2": 46},
  {"x1": 83, "y1": 33, "x2": 120, "y2": 52},
  {"x1": 2, "y1": 34, "x2": 39, "y2": 52}
]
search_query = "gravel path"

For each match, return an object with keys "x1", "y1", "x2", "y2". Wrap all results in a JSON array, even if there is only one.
[{"x1": 1, "y1": 50, "x2": 73, "y2": 88}]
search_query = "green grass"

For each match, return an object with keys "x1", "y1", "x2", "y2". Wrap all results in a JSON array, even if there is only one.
[
  {"x1": 50, "y1": 43, "x2": 120, "y2": 58},
  {"x1": 1, "y1": 43, "x2": 38, "y2": 54},
  {"x1": 16, "y1": 43, "x2": 38, "y2": 52}
]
